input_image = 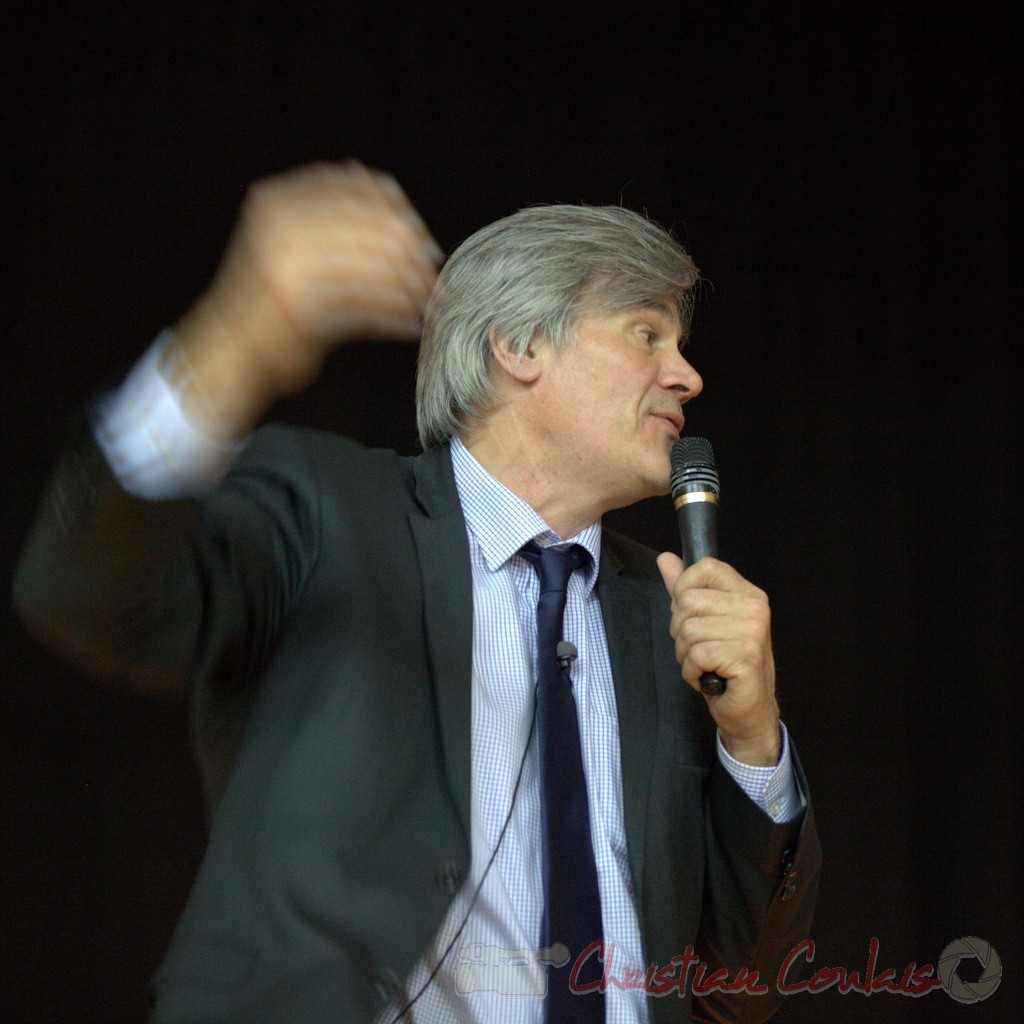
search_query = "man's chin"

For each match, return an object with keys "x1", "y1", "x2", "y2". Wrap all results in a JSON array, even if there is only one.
[{"x1": 638, "y1": 468, "x2": 672, "y2": 502}]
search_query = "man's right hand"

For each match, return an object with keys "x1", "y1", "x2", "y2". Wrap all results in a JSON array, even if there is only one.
[{"x1": 163, "y1": 161, "x2": 443, "y2": 439}]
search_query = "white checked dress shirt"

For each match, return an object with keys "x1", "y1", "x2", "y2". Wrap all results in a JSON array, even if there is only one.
[{"x1": 97, "y1": 339, "x2": 801, "y2": 1024}]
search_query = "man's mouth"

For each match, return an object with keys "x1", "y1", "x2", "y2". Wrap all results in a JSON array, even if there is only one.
[{"x1": 652, "y1": 410, "x2": 684, "y2": 438}]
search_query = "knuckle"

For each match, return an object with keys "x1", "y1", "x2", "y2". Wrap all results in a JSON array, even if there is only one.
[
  {"x1": 742, "y1": 638, "x2": 762, "y2": 662},
  {"x1": 679, "y1": 618, "x2": 699, "y2": 642},
  {"x1": 693, "y1": 556, "x2": 717, "y2": 574}
]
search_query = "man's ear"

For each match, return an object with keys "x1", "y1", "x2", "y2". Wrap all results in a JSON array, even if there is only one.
[{"x1": 489, "y1": 327, "x2": 542, "y2": 384}]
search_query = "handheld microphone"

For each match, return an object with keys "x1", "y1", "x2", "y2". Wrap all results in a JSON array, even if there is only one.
[{"x1": 670, "y1": 437, "x2": 727, "y2": 695}]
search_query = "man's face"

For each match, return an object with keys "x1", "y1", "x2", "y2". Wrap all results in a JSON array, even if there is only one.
[{"x1": 533, "y1": 302, "x2": 704, "y2": 513}]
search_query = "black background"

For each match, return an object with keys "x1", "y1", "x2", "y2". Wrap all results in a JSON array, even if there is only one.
[{"x1": 2, "y1": 4, "x2": 1020, "y2": 1022}]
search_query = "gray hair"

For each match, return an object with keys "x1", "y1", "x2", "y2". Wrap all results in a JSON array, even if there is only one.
[{"x1": 415, "y1": 204, "x2": 701, "y2": 449}]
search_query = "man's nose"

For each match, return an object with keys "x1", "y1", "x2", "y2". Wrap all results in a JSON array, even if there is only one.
[{"x1": 661, "y1": 348, "x2": 703, "y2": 401}]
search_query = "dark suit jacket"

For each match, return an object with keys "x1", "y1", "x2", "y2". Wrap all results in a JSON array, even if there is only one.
[{"x1": 14, "y1": 423, "x2": 820, "y2": 1024}]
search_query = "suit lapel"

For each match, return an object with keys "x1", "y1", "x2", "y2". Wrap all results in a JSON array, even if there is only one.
[
  {"x1": 407, "y1": 445, "x2": 474, "y2": 838},
  {"x1": 598, "y1": 543, "x2": 657, "y2": 905}
]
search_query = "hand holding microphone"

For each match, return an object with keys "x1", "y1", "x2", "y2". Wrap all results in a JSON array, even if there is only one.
[
  {"x1": 658, "y1": 436, "x2": 781, "y2": 763},
  {"x1": 670, "y1": 437, "x2": 727, "y2": 694}
]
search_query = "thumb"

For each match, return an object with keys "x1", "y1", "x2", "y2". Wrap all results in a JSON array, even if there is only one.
[{"x1": 656, "y1": 551, "x2": 684, "y2": 597}]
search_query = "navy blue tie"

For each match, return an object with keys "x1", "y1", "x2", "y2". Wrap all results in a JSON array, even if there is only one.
[{"x1": 520, "y1": 540, "x2": 605, "y2": 1023}]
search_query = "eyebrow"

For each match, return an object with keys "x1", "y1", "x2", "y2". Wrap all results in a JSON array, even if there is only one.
[
  {"x1": 630, "y1": 303, "x2": 679, "y2": 331},
  {"x1": 633, "y1": 300, "x2": 674, "y2": 318},
  {"x1": 620, "y1": 303, "x2": 667, "y2": 323}
]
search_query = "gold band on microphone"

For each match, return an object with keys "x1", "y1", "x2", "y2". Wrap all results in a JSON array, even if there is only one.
[{"x1": 673, "y1": 491, "x2": 720, "y2": 509}]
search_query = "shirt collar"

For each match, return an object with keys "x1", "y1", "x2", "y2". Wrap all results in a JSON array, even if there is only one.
[{"x1": 449, "y1": 436, "x2": 601, "y2": 590}]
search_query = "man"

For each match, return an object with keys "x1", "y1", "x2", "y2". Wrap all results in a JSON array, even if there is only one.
[{"x1": 14, "y1": 162, "x2": 820, "y2": 1023}]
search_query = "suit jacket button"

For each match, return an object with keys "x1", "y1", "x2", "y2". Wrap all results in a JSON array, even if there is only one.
[{"x1": 435, "y1": 862, "x2": 463, "y2": 893}]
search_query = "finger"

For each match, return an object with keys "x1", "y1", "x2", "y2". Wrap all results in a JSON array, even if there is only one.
[
  {"x1": 672, "y1": 608, "x2": 771, "y2": 659},
  {"x1": 657, "y1": 551, "x2": 684, "y2": 601},
  {"x1": 675, "y1": 557, "x2": 767, "y2": 601},
  {"x1": 338, "y1": 166, "x2": 446, "y2": 286},
  {"x1": 320, "y1": 309, "x2": 424, "y2": 343},
  {"x1": 369, "y1": 170, "x2": 445, "y2": 263},
  {"x1": 320, "y1": 248, "x2": 433, "y2": 317},
  {"x1": 260, "y1": 163, "x2": 423, "y2": 248},
  {"x1": 313, "y1": 200, "x2": 441, "y2": 300},
  {"x1": 327, "y1": 233, "x2": 436, "y2": 307},
  {"x1": 671, "y1": 588, "x2": 770, "y2": 627},
  {"x1": 306, "y1": 276, "x2": 427, "y2": 333}
]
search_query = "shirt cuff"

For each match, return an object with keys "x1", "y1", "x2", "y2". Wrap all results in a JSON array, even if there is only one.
[
  {"x1": 92, "y1": 330, "x2": 243, "y2": 500},
  {"x1": 716, "y1": 721, "x2": 804, "y2": 823}
]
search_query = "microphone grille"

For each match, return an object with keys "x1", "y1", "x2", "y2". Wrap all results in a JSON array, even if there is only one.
[
  {"x1": 671, "y1": 436, "x2": 715, "y2": 471},
  {"x1": 670, "y1": 437, "x2": 720, "y2": 498}
]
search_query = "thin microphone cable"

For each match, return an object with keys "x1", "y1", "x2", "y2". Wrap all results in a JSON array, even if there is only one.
[{"x1": 384, "y1": 691, "x2": 540, "y2": 1024}]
